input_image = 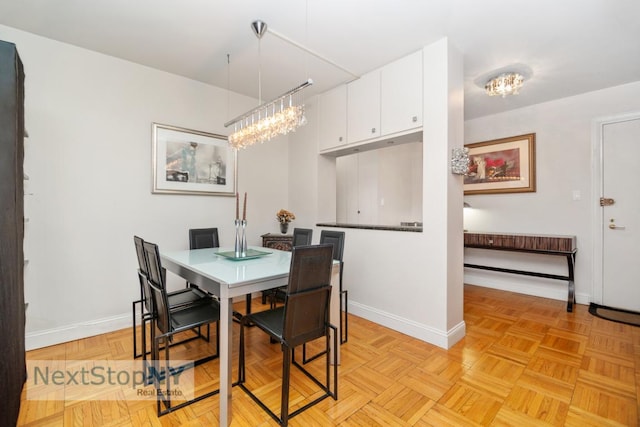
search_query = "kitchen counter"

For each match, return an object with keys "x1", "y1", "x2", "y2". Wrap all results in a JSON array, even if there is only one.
[{"x1": 316, "y1": 222, "x2": 422, "y2": 232}]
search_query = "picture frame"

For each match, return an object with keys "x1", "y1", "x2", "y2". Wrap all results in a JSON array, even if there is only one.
[
  {"x1": 152, "y1": 123, "x2": 237, "y2": 196},
  {"x1": 464, "y1": 133, "x2": 536, "y2": 195}
]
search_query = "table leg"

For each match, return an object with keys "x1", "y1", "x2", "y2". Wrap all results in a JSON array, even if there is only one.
[
  {"x1": 245, "y1": 294, "x2": 252, "y2": 315},
  {"x1": 329, "y1": 263, "x2": 341, "y2": 365},
  {"x1": 219, "y1": 297, "x2": 233, "y2": 426},
  {"x1": 566, "y1": 253, "x2": 576, "y2": 313}
]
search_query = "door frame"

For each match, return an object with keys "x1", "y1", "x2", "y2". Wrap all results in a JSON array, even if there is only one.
[{"x1": 591, "y1": 111, "x2": 640, "y2": 304}]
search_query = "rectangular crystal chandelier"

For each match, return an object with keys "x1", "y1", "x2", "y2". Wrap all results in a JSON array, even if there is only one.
[{"x1": 224, "y1": 78, "x2": 312, "y2": 149}]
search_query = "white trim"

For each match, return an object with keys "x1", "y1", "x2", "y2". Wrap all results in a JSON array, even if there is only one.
[
  {"x1": 348, "y1": 301, "x2": 465, "y2": 349},
  {"x1": 590, "y1": 111, "x2": 640, "y2": 305},
  {"x1": 26, "y1": 313, "x2": 130, "y2": 351},
  {"x1": 464, "y1": 274, "x2": 590, "y2": 306}
]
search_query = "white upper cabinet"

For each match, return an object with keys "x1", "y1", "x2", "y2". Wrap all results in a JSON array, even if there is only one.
[
  {"x1": 381, "y1": 50, "x2": 423, "y2": 135},
  {"x1": 347, "y1": 70, "x2": 381, "y2": 143},
  {"x1": 318, "y1": 49, "x2": 423, "y2": 153},
  {"x1": 318, "y1": 85, "x2": 347, "y2": 152}
]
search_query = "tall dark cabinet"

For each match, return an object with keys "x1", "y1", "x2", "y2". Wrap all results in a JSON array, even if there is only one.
[{"x1": 0, "y1": 40, "x2": 26, "y2": 427}]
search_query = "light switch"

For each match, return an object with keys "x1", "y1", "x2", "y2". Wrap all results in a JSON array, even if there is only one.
[{"x1": 572, "y1": 190, "x2": 581, "y2": 201}]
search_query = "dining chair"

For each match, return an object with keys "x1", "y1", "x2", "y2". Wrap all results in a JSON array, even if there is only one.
[
  {"x1": 187, "y1": 228, "x2": 219, "y2": 289},
  {"x1": 237, "y1": 244, "x2": 338, "y2": 426},
  {"x1": 188, "y1": 227, "x2": 253, "y2": 319},
  {"x1": 143, "y1": 240, "x2": 221, "y2": 416},
  {"x1": 132, "y1": 236, "x2": 212, "y2": 360},
  {"x1": 188, "y1": 227, "x2": 220, "y2": 251},
  {"x1": 292, "y1": 227, "x2": 313, "y2": 247},
  {"x1": 267, "y1": 227, "x2": 314, "y2": 308},
  {"x1": 320, "y1": 230, "x2": 347, "y2": 344}
]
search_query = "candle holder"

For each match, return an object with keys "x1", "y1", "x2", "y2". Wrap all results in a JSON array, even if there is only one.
[
  {"x1": 235, "y1": 219, "x2": 248, "y2": 257},
  {"x1": 241, "y1": 220, "x2": 247, "y2": 257},
  {"x1": 234, "y1": 219, "x2": 242, "y2": 257}
]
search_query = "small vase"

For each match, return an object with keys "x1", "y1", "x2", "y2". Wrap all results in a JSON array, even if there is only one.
[{"x1": 279, "y1": 222, "x2": 289, "y2": 234}]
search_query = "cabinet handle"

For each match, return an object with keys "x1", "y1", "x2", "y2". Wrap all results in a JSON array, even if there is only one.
[
  {"x1": 412, "y1": 116, "x2": 418, "y2": 123},
  {"x1": 338, "y1": 136, "x2": 343, "y2": 142},
  {"x1": 371, "y1": 128, "x2": 376, "y2": 134}
]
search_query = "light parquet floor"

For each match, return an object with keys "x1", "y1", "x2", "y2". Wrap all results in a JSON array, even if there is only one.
[{"x1": 18, "y1": 285, "x2": 640, "y2": 426}]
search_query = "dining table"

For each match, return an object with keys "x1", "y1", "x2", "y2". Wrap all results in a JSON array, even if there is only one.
[{"x1": 159, "y1": 245, "x2": 341, "y2": 426}]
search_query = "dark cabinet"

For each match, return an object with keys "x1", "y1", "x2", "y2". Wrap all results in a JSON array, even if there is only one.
[
  {"x1": 0, "y1": 40, "x2": 26, "y2": 427},
  {"x1": 261, "y1": 233, "x2": 293, "y2": 251}
]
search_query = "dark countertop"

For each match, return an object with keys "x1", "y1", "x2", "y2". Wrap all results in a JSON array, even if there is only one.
[{"x1": 316, "y1": 222, "x2": 423, "y2": 232}]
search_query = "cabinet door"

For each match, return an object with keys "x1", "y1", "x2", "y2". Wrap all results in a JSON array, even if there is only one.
[
  {"x1": 347, "y1": 71, "x2": 381, "y2": 143},
  {"x1": 318, "y1": 85, "x2": 347, "y2": 152},
  {"x1": 336, "y1": 151, "x2": 379, "y2": 225},
  {"x1": 381, "y1": 50, "x2": 423, "y2": 135}
]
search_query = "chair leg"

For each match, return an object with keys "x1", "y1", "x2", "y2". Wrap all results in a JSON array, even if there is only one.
[
  {"x1": 215, "y1": 321, "x2": 220, "y2": 358},
  {"x1": 153, "y1": 335, "x2": 161, "y2": 415},
  {"x1": 163, "y1": 335, "x2": 172, "y2": 412},
  {"x1": 238, "y1": 320, "x2": 246, "y2": 384},
  {"x1": 281, "y1": 347, "x2": 292, "y2": 426},
  {"x1": 133, "y1": 299, "x2": 146, "y2": 358},
  {"x1": 141, "y1": 313, "x2": 147, "y2": 362},
  {"x1": 341, "y1": 290, "x2": 348, "y2": 344},
  {"x1": 147, "y1": 316, "x2": 156, "y2": 387},
  {"x1": 132, "y1": 300, "x2": 138, "y2": 359},
  {"x1": 338, "y1": 261, "x2": 347, "y2": 344},
  {"x1": 330, "y1": 324, "x2": 339, "y2": 399}
]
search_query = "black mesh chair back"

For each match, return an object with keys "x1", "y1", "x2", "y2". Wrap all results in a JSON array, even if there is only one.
[
  {"x1": 283, "y1": 244, "x2": 333, "y2": 347},
  {"x1": 134, "y1": 235, "x2": 152, "y2": 313},
  {"x1": 189, "y1": 227, "x2": 220, "y2": 250},
  {"x1": 319, "y1": 230, "x2": 344, "y2": 262},
  {"x1": 319, "y1": 229, "x2": 347, "y2": 344},
  {"x1": 291, "y1": 228, "x2": 313, "y2": 247},
  {"x1": 187, "y1": 228, "x2": 219, "y2": 290},
  {"x1": 134, "y1": 235, "x2": 149, "y2": 276},
  {"x1": 266, "y1": 228, "x2": 314, "y2": 307},
  {"x1": 143, "y1": 241, "x2": 171, "y2": 335}
]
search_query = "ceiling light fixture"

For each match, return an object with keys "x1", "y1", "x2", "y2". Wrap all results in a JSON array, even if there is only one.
[
  {"x1": 485, "y1": 72, "x2": 524, "y2": 97},
  {"x1": 224, "y1": 20, "x2": 313, "y2": 149}
]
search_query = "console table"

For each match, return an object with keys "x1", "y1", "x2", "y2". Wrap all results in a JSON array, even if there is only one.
[
  {"x1": 464, "y1": 232, "x2": 577, "y2": 312},
  {"x1": 261, "y1": 233, "x2": 293, "y2": 251}
]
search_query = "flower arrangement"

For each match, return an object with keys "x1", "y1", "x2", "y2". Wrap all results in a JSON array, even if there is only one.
[{"x1": 276, "y1": 209, "x2": 295, "y2": 224}]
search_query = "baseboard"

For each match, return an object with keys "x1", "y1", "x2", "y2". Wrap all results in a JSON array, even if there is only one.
[
  {"x1": 348, "y1": 301, "x2": 465, "y2": 349},
  {"x1": 464, "y1": 273, "x2": 590, "y2": 306},
  {"x1": 25, "y1": 313, "x2": 130, "y2": 351}
]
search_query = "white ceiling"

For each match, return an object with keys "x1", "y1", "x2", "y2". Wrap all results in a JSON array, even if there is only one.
[{"x1": 1, "y1": 0, "x2": 639, "y2": 119}]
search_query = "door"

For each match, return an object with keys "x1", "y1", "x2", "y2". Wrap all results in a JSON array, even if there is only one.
[{"x1": 602, "y1": 117, "x2": 640, "y2": 311}]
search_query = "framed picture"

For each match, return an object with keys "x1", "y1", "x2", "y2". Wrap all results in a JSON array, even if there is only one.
[
  {"x1": 152, "y1": 123, "x2": 236, "y2": 196},
  {"x1": 464, "y1": 133, "x2": 536, "y2": 195}
]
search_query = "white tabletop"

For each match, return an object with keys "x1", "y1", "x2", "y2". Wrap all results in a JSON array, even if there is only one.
[
  {"x1": 160, "y1": 246, "x2": 296, "y2": 299},
  {"x1": 162, "y1": 246, "x2": 291, "y2": 286}
]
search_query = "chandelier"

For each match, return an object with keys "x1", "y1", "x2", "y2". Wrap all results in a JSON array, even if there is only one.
[
  {"x1": 485, "y1": 72, "x2": 524, "y2": 97},
  {"x1": 225, "y1": 79, "x2": 312, "y2": 149},
  {"x1": 225, "y1": 20, "x2": 313, "y2": 149}
]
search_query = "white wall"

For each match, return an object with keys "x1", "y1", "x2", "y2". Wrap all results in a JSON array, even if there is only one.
[
  {"x1": 292, "y1": 39, "x2": 465, "y2": 349},
  {"x1": 464, "y1": 81, "x2": 640, "y2": 304},
  {"x1": 0, "y1": 25, "x2": 289, "y2": 350}
]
